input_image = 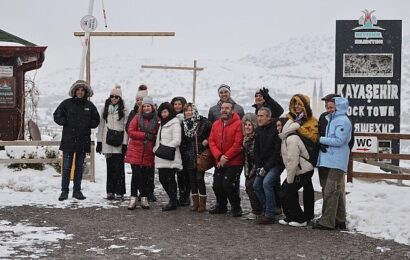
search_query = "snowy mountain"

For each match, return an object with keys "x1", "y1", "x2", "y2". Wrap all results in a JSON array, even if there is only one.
[{"x1": 33, "y1": 35, "x2": 410, "y2": 129}]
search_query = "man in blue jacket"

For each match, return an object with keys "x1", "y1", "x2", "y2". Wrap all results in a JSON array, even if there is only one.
[
  {"x1": 54, "y1": 80, "x2": 100, "y2": 201},
  {"x1": 313, "y1": 96, "x2": 352, "y2": 230}
]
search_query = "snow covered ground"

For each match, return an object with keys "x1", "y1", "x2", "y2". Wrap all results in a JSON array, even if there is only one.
[{"x1": 0, "y1": 144, "x2": 409, "y2": 259}]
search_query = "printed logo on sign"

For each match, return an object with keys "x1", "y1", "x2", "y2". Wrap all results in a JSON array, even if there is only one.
[
  {"x1": 353, "y1": 10, "x2": 384, "y2": 45},
  {"x1": 352, "y1": 136, "x2": 378, "y2": 153}
]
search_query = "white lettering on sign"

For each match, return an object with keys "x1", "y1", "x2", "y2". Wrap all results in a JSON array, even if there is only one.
[
  {"x1": 352, "y1": 136, "x2": 378, "y2": 153},
  {"x1": 337, "y1": 83, "x2": 399, "y2": 101},
  {"x1": 354, "y1": 123, "x2": 394, "y2": 133},
  {"x1": 0, "y1": 66, "x2": 13, "y2": 77},
  {"x1": 347, "y1": 106, "x2": 395, "y2": 117}
]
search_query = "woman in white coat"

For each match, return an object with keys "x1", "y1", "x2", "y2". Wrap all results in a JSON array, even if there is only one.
[
  {"x1": 96, "y1": 85, "x2": 129, "y2": 200},
  {"x1": 154, "y1": 102, "x2": 183, "y2": 211}
]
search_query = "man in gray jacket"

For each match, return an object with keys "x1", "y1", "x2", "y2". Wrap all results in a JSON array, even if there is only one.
[{"x1": 208, "y1": 84, "x2": 244, "y2": 123}]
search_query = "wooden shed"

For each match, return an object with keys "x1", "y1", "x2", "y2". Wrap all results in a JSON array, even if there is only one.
[{"x1": 0, "y1": 29, "x2": 46, "y2": 140}]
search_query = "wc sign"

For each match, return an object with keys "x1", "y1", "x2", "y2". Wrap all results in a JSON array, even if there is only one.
[{"x1": 352, "y1": 136, "x2": 378, "y2": 153}]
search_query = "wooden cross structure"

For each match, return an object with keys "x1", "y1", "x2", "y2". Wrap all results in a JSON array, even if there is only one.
[
  {"x1": 74, "y1": 31, "x2": 175, "y2": 84},
  {"x1": 141, "y1": 60, "x2": 204, "y2": 103}
]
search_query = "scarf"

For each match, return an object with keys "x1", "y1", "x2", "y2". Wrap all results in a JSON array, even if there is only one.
[
  {"x1": 138, "y1": 111, "x2": 158, "y2": 133},
  {"x1": 183, "y1": 104, "x2": 201, "y2": 137},
  {"x1": 108, "y1": 104, "x2": 118, "y2": 115}
]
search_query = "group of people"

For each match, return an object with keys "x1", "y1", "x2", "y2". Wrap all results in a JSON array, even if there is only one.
[{"x1": 53, "y1": 79, "x2": 352, "y2": 230}]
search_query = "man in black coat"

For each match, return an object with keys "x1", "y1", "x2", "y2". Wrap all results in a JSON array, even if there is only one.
[
  {"x1": 54, "y1": 80, "x2": 100, "y2": 201},
  {"x1": 252, "y1": 87, "x2": 284, "y2": 117}
]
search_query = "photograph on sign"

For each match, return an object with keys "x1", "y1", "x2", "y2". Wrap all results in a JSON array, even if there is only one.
[
  {"x1": 378, "y1": 140, "x2": 392, "y2": 163},
  {"x1": 343, "y1": 53, "x2": 393, "y2": 78}
]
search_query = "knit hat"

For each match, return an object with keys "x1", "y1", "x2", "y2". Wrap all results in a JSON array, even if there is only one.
[
  {"x1": 218, "y1": 84, "x2": 231, "y2": 93},
  {"x1": 110, "y1": 84, "x2": 122, "y2": 98},
  {"x1": 142, "y1": 96, "x2": 155, "y2": 106},
  {"x1": 137, "y1": 84, "x2": 148, "y2": 98},
  {"x1": 69, "y1": 79, "x2": 93, "y2": 98}
]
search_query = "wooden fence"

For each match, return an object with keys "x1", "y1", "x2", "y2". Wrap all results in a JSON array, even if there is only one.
[
  {"x1": 347, "y1": 133, "x2": 410, "y2": 183},
  {"x1": 0, "y1": 140, "x2": 95, "y2": 182}
]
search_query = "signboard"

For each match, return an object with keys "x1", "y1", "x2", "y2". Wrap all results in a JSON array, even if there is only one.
[
  {"x1": 0, "y1": 66, "x2": 13, "y2": 77},
  {"x1": 0, "y1": 77, "x2": 16, "y2": 108},
  {"x1": 80, "y1": 15, "x2": 98, "y2": 32},
  {"x1": 352, "y1": 136, "x2": 378, "y2": 153},
  {"x1": 335, "y1": 10, "x2": 401, "y2": 165}
]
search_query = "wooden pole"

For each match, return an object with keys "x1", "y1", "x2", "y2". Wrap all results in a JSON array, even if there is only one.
[
  {"x1": 193, "y1": 60, "x2": 197, "y2": 104},
  {"x1": 86, "y1": 39, "x2": 91, "y2": 85}
]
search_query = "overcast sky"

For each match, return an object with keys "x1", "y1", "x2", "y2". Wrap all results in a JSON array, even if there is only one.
[{"x1": 2, "y1": 0, "x2": 410, "y2": 74}]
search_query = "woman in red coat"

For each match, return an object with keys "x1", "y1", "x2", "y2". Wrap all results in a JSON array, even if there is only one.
[{"x1": 125, "y1": 96, "x2": 159, "y2": 210}]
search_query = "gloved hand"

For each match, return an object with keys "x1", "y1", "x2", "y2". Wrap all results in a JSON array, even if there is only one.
[
  {"x1": 145, "y1": 132, "x2": 155, "y2": 141},
  {"x1": 122, "y1": 144, "x2": 128, "y2": 154},
  {"x1": 96, "y1": 142, "x2": 102, "y2": 154},
  {"x1": 259, "y1": 87, "x2": 270, "y2": 99},
  {"x1": 256, "y1": 167, "x2": 266, "y2": 177},
  {"x1": 319, "y1": 144, "x2": 328, "y2": 153}
]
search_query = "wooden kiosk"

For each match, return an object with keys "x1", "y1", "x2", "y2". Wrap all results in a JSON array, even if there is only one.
[{"x1": 0, "y1": 29, "x2": 46, "y2": 140}]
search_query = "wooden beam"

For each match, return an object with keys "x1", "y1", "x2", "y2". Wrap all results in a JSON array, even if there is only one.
[
  {"x1": 74, "y1": 32, "x2": 175, "y2": 37},
  {"x1": 352, "y1": 171, "x2": 410, "y2": 180},
  {"x1": 353, "y1": 132, "x2": 410, "y2": 140},
  {"x1": 141, "y1": 65, "x2": 204, "y2": 71},
  {"x1": 351, "y1": 152, "x2": 410, "y2": 160}
]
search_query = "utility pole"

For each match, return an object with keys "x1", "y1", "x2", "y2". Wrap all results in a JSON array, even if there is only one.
[
  {"x1": 141, "y1": 60, "x2": 204, "y2": 103},
  {"x1": 74, "y1": 31, "x2": 175, "y2": 85}
]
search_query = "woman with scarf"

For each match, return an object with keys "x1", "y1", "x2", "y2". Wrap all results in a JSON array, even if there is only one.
[
  {"x1": 154, "y1": 102, "x2": 183, "y2": 211},
  {"x1": 97, "y1": 85, "x2": 129, "y2": 201},
  {"x1": 125, "y1": 96, "x2": 159, "y2": 210},
  {"x1": 180, "y1": 103, "x2": 212, "y2": 212}
]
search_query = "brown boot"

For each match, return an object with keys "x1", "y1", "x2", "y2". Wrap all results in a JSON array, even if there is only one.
[
  {"x1": 197, "y1": 195, "x2": 207, "y2": 213},
  {"x1": 191, "y1": 194, "x2": 199, "y2": 211}
]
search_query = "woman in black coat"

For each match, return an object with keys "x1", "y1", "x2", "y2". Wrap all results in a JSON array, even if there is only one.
[{"x1": 180, "y1": 103, "x2": 212, "y2": 212}]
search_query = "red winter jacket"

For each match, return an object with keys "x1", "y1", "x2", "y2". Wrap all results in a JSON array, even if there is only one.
[
  {"x1": 125, "y1": 113, "x2": 159, "y2": 167},
  {"x1": 209, "y1": 113, "x2": 244, "y2": 167}
]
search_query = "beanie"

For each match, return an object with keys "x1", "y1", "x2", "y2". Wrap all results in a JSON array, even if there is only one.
[
  {"x1": 218, "y1": 84, "x2": 231, "y2": 93},
  {"x1": 110, "y1": 84, "x2": 122, "y2": 98},
  {"x1": 137, "y1": 84, "x2": 148, "y2": 98},
  {"x1": 142, "y1": 96, "x2": 155, "y2": 106}
]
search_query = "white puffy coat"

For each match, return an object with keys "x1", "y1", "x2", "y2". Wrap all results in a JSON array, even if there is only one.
[
  {"x1": 97, "y1": 107, "x2": 129, "y2": 154},
  {"x1": 153, "y1": 117, "x2": 183, "y2": 170},
  {"x1": 279, "y1": 120, "x2": 314, "y2": 183}
]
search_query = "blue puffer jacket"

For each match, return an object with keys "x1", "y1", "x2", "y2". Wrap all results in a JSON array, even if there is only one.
[{"x1": 317, "y1": 97, "x2": 352, "y2": 172}]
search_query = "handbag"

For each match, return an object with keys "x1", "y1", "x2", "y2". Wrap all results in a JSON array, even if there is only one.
[
  {"x1": 195, "y1": 132, "x2": 215, "y2": 172},
  {"x1": 154, "y1": 128, "x2": 176, "y2": 160},
  {"x1": 106, "y1": 127, "x2": 124, "y2": 147}
]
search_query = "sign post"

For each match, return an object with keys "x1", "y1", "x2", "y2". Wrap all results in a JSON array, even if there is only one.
[{"x1": 335, "y1": 10, "x2": 402, "y2": 166}]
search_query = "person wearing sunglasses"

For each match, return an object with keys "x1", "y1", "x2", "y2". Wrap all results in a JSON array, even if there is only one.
[
  {"x1": 96, "y1": 85, "x2": 129, "y2": 201},
  {"x1": 54, "y1": 80, "x2": 100, "y2": 201}
]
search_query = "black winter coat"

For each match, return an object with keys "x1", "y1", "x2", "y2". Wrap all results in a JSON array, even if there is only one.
[
  {"x1": 53, "y1": 97, "x2": 100, "y2": 153},
  {"x1": 180, "y1": 116, "x2": 212, "y2": 170},
  {"x1": 125, "y1": 105, "x2": 139, "y2": 133},
  {"x1": 255, "y1": 121, "x2": 283, "y2": 171}
]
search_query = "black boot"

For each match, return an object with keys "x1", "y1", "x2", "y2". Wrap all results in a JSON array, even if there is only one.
[
  {"x1": 162, "y1": 200, "x2": 177, "y2": 211},
  {"x1": 58, "y1": 192, "x2": 68, "y2": 201},
  {"x1": 72, "y1": 191, "x2": 86, "y2": 200},
  {"x1": 179, "y1": 191, "x2": 191, "y2": 207},
  {"x1": 148, "y1": 192, "x2": 157, "y2": 202}
]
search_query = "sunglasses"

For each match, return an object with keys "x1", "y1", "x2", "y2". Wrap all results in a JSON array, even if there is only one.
[{"x1": 110, "y1": 95, "x2": 120, "y2": 99}]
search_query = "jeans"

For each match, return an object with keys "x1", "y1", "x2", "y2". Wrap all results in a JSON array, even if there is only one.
[
  {"x1": 189, "y1": 169, "x2": 206, "y2": 195},
  {"x1": 61, "y1": 151, "x2": 86, "y2": 193},
  {"x1": 253, "y1": 166, "x2": 282, "y2": 218},
  {"x1": 159, "y1": 168, "x2": 178, "y2": 202}
]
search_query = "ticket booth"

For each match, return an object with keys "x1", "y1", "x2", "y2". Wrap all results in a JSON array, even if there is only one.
[{"x1": 0, "y1": 29, "x2": 46, "y2": 140}]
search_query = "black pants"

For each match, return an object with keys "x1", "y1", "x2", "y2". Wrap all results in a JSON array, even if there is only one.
[
  {"x1": 130, "y1": 165, "x2": 154, "y2": 197},
  {"x1": 106, "y1": 154, "x2": 126, "y2": 195},
  {"x1": 282, "y1": 170, "x2": 314, "y2": 223},
  {"x1": 212, "y1": 166, "x2": 242, "y2": 210},
  {"x1": 177, "y1": 169, "x2": 191, "y2": 200},
  {"x1": 189, "y1": 169, "x2": 206, "y2": 195},
  {"x1": 159, "y1": 168, "x2": 178, "y2": 202},
  {"x1": 245, "y1": 174, "x2": 263, "y2": 214}
]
